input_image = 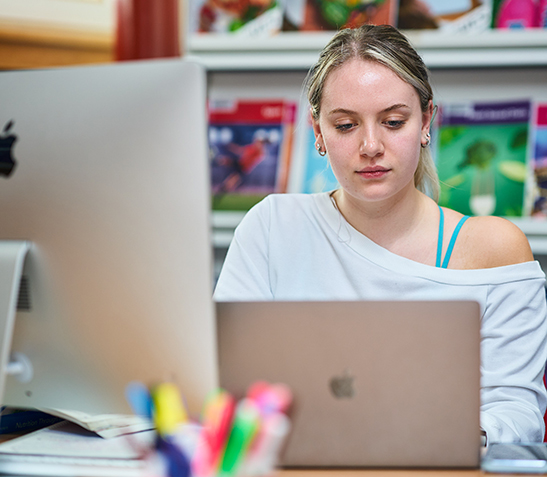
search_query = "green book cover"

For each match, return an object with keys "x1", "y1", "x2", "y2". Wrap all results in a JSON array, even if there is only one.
[{"x1": 436, "y1": 100, "x2": 531, "y2": 217}]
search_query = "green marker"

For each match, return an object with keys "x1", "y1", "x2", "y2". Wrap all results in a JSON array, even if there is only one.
[{"x1": 219, "y1": 398, "x2": 260, "y2": 477}]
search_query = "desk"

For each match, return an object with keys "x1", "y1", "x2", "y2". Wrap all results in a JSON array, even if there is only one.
[{"x1": 279, "y1": 471, "x2": 490, "y2": 477}]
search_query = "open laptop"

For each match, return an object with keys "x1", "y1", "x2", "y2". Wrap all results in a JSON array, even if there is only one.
[{"x1": 216, "y1": 300, "x2": 481, "y2": 469}]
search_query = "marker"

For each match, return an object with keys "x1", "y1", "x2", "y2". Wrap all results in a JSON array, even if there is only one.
[
  {"x1": 247, "y1": 381, "x2": 292, "y2": 415},
  {"x1": 192, "y1": 389, "x2": 235, "y2": 477},
  {"x1": 218, "y1": 398, "x2": 260, "y2": 477},
  {"x1": 125, "y1": 381, "x2": 153, "y2": 419},
  {"x1": 243, "y1": 412, "x2": 291, "y2": 476},
  {"x1": 151, "y1": 382, "x2": 188, "y2": 437},
  {"x1": 157, "y1": 435, "x2": 191, "y2": 477}
]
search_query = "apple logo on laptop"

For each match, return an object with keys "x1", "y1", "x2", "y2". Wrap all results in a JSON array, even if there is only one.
[
  {"x1": 329, "y1": 369, "x2": 355, "y2": 399},
  {"x1": 0, "y1": 120, "x2": 18, "y2": 178}
]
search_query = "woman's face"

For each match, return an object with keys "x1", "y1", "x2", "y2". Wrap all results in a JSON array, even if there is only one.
[{"x1": 313, "y1": 58, "x2": 432, "y2": 207}]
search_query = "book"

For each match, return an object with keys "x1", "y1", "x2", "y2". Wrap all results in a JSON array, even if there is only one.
[
  {"x1": 0, "y1": 408, "x2": 62, "y2": 435},
  {"x1": 0, "y1": 420, "x2": 157, "y2": 476},
  {"x1": 531, "y1": 103, "x2": 547, "y2": 216},
  {"x1": 287, "y1": 0, "x2": 398, "y2": 31},
  {"x1": 290, "y1": 107, "x2": 339, "y2": 194},
  {"x1": 189, "y1": 0, "x2": 284, "y2": 35},
  {"x1": 397, "y1": 0, "x2": 491, "y2": 33},
  {"x1": 188, "y1": 0, "x2": 398, "y2": 36},
  {"x1": 209, "y1": 99, "x2": 297, "y2": 211},
  {"x1": 436, "y1": 99, "x2": 532, "y2": 217},
  {"x1": 490, "y1": 0, "x2": 539, "y2": 29},
  {"x1": 36, "y1": 408, "x2": 154, "y2": 439}
]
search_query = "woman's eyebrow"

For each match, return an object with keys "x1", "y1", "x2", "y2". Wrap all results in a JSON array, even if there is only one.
[
  {"x1": 327, "y1": 107, "x2": 357, "y2": 116},
  {"x1": 327, "y1": 103, "x2": 411, "y2": 116},
  {"x1": 383, "y1": 103, "x2": 411, "y2": 113}
]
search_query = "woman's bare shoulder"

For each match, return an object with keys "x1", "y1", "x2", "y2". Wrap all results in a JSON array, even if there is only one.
[{"x1": 457, "y1": 215, "x2": 534, "y2": 269}]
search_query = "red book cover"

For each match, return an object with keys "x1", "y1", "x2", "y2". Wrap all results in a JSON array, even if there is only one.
[{"x1": 209, "y1": 99, "x2": 297, "y2": 211}]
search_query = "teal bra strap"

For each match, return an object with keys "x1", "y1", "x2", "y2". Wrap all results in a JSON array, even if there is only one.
[
  {"x1": 436, "y1": 206, "x2": 444, "y2": 268},
  {"x1": 436, "y1": 206, "x2": 470, "y2": 269}
]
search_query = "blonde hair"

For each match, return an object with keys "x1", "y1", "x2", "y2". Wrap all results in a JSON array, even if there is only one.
[{"x1": 306, "y1": 24, "x2": 439, "y2": 201}]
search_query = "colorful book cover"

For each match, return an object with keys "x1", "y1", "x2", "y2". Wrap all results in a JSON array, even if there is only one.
[
  {"x1": 293, "y1": 0, "x2": 398, "y2": 31},
  {"x1": 209, "y1": 99, "x2": 296, "y2": 211},
  {"x1": 291, "y1": 109, "x2": 339, "y2": 194},
  {"x1": 531, "y1": 103, "x2": 547, "y2": 216},
  {"x1": 490, "y1": 0, "x2": 538, "y2": 29},
  {"x1": 189, "y1": 0, "x2": 284, "y2": 34},
  {"x1": 188, "y1": 0, "x2": 398, "y2": 36},
  {"x1": 436, "y1": 100, "x2": 531, "y2": 217},
  {"x1": 397, "y1": 0, "x2": 491, "y2": 33}
]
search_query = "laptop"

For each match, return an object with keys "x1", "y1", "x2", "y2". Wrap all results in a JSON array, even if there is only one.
[{"x1": 216, "y1": 300, "x2": 481, "y2": 469}]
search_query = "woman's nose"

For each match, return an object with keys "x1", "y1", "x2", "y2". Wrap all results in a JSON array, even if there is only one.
[{"x1": 359, "y1": 126, "x2": 383, "y2": 158}]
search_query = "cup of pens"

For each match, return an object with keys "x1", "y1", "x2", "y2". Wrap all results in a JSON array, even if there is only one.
[{"x1": 126, "y1": 380, "x2": 292, "y2": 477}]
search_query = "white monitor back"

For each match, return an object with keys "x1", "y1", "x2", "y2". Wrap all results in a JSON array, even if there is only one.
[{"x1": 0, "y1": 58, "x2": 218, "y2": 416}]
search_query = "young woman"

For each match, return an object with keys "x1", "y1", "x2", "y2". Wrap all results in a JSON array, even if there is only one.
[{"x1": 214, "y1": 24, "x2": 547, "y2": 444}]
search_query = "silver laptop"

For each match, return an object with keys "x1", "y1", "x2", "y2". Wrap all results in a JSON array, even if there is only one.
[{"x1": 216, "y1": 300, "x2": 481, "y2": 469}]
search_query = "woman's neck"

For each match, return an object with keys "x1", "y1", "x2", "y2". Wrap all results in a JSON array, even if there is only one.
[{"x1": 331, "y1": 187, "x2": 437, "y2": 254}]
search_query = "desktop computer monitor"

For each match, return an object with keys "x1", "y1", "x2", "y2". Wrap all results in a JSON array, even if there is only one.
[{"x1": 0, "y1": 58, "x2": 218, "y2": 417}]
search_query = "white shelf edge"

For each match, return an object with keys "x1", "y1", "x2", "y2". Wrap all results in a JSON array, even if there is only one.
[
  {"x1": 186, "y1": 29, "x2": 547, "y2": 70},
  {"x1": 191, "y1": 49, "x2": 547, "y2": 70},
  {"x1": 189, "y1": 29, "x2": 547, "y2": 51}
]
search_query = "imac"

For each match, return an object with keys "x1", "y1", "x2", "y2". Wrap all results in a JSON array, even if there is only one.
[{"x1": 0, "y1": 58, "x2": 218, "y2": 417}]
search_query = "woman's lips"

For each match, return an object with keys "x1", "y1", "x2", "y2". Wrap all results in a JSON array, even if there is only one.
[{"x1": 356, "y1": 167, "x2": 391, "y2": 179}]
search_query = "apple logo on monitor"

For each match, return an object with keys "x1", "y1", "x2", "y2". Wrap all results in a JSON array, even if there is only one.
[
  {"x1": 0, "y1": 120, "x2": 17, "y2": 178},
  {"x1": 329, "y1": 369, "x2": 355, "y2": 399}
]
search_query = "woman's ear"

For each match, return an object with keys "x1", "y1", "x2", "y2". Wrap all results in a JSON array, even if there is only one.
[
  {"x1": 422, "y1": 100, "x2": 435, "y2": 134},
  {"x1": 311, "y1": 111, "x2": 323, "y2": 146}
]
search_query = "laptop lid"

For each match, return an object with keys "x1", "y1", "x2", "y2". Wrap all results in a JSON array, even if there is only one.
[{"x1": 216, "y1": 300, "x2": 481, "y2": 468}]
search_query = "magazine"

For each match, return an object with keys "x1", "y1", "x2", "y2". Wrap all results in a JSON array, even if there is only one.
[
  {"x1": 290, "y1": 106, "x2": 339, "y2": 194},
  {"x1": 209, "y1": 99, "x2": 296, "y2": 211},
  {"x1": 436, "y1": 99, "x2": 532, "y2": 217},
  {"x1": 397, "y1": 0, "x2": 491, "y2": 33},
  {"x1": 531, "y1": 103, "x2": 547, "y2": 216},
  {"x1": 188, "y1": 0, "x2": 398, "y2": 35},
  {"x1": 287, "y1": 0, "x2": 398, "y2": 31}
]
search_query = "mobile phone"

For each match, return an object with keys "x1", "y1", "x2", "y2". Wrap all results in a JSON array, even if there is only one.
[{"x1": 482, "y1": 443, "x2": 547, "y2": 473}]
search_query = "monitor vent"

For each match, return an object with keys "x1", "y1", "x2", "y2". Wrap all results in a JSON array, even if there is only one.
[{"x1": 17, "y1": 275, "x2": 31, "y2": 312}]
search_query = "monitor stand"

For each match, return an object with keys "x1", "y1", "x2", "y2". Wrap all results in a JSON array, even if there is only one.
[{"x1": 0, "y1": 241, "x2": 34, "y2": 405}]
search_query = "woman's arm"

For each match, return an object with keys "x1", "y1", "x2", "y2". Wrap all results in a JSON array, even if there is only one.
[
  {"x1": 465, "y1": 216, "x2": 547, "y2": 442},
  {"x1": 213, "y1": 198, "x2": 273, "y2": 301}
]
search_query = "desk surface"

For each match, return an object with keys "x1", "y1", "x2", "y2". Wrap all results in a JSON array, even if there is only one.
[{"x1": 279, "y1": 471, "x2": 491, "y2": 477}]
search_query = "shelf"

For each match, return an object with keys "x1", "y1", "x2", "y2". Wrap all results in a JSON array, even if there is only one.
[
  {"x1": 187, "y1": 29, "x2": 547, "y2": 71},
  {"x1": 212, "y1": 211, "x2": 246, "y2": 248},
  {"x1": 212, "y1": 210, "x2": 547, "y2": 255}
]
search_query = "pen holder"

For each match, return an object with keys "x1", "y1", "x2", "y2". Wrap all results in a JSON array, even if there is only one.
[{"x1": 127, "y1": 381, "x2": 292, "y2": 477}]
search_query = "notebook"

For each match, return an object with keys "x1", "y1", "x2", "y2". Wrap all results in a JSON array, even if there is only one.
[{"x1": 216, "y1": 300, "x2": 482, "y2": 469}]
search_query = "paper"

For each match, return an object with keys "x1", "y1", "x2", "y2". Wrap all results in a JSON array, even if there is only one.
[{"x1": 38, "y1": 408, "x2": 154, "y2": 438}]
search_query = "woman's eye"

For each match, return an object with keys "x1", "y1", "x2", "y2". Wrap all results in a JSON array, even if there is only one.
[
  {"x1": 334, "y1": 123, "x2": 354, "y2": 132},
  {"x1": 385, "y1": 120, "x2": 405, "y2": 129}
]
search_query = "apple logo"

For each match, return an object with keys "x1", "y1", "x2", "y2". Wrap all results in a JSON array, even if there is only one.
[
  {"x1": 0, "y1": 120, "x2": 18, "y2": 178},
  {"x1": 329, "y1": 369, "x2": 355, "y2": 399}
]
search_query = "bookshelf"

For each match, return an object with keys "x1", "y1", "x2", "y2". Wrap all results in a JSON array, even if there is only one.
[
  {"x1": 187, "y1": 29, "x2": 547, "y2": 70},
  {"x1": 185, "y1": 28, "x2": 547, "y2": 270}
]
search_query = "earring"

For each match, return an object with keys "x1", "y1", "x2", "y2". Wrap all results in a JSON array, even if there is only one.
[
  {"x1": 316, "y1": 143, "x2": 327, "y2": 156},
  {"x1": 421, "y1": 133, "x2": 431, "y2": 148}
]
